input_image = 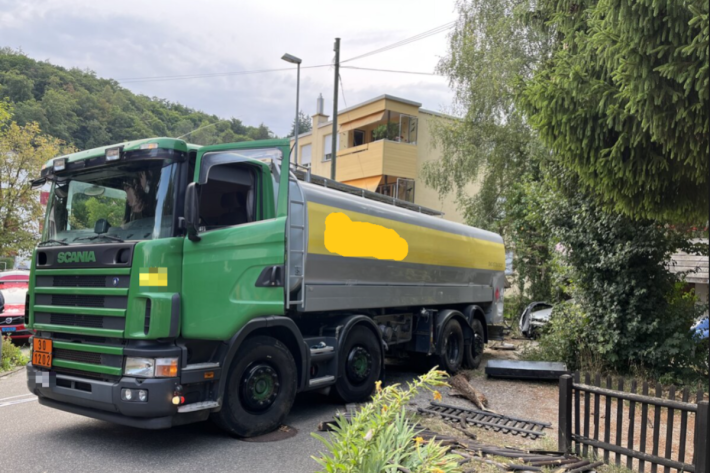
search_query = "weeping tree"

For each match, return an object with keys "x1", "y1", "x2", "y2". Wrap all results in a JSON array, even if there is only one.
[{"x1": 421, "y1": 0, "x2": 555, "y2": 306}]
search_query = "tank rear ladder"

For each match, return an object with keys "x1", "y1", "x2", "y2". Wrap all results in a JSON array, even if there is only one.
[{"x1": 286, "y1": 175, "x2": 307, "y2": 308}]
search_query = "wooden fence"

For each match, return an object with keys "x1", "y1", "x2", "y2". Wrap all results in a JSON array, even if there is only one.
[{"x1": 559, "y1": 373, "x2": 709, "y2": 473}]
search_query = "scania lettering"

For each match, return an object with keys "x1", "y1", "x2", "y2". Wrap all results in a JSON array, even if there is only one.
[
  {"x1": 56, "y1": 251, "x2": 97, "y2": 264},
  {"x1": 26, "y1": 137, "x2": 505, "y2": 437}
]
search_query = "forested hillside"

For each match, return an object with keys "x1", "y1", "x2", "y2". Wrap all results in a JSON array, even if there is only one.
[{"x1": 0, "y1": 48, "x2": 275, "y2": 149}]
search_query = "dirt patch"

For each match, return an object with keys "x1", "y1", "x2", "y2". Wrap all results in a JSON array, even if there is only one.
[{"x1": 388, "y1": 339, "x2": 560, "y2": 451}]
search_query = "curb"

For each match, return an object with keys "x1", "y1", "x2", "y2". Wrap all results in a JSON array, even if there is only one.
[{"x1": 0, "y1": 365, "x2": 25, "y2": 378}]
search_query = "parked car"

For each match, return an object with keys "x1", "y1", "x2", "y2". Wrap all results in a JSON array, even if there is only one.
[
  {"x1": 692, "y1": 317, "x2": 708, "y2": 340},
  {"x1": 0, "y1": 270, "x2": 31, "y2": 343},
  {"x1": 518, "y1": 301, "x2": 554, "y2": 339}
]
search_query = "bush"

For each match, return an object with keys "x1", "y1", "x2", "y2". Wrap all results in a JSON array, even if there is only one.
[
  {"x1": 521, "y1": 301, "x2": 604, "y2": 372},
  {"x1": 1, "y1": 335, "x2": 28, "y2": 372},
  {"x1": 536, "y1": 192, "x2": 709, "y2": 383},
  {"x1": 312, "y1": 369, "x2": 461, "y2": 473}
]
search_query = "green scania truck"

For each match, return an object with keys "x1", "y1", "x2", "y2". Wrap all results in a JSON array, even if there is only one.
[{"x1": 25, "y1": 137, "x2": 505, "y2": 437}]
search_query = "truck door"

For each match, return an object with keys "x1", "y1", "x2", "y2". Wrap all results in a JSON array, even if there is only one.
[{"x1": 181, "y1": 144, "x2": 288, "y2": 340}]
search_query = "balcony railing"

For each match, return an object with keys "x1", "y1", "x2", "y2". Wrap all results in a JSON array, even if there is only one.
[{"x1": 335, "y1": 139, "x2": 417, "y2": 182}]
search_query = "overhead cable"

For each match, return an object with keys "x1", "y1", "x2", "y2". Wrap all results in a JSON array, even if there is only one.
[
  {"x1": 340, "y1": 66, "x2": 439, "y2": 76},
  {"x1": 117, "y1": 65, "x2": 330, "y2": 84},
  {"x1": 341, "y1": 21, "x2": 455, "y2": 64}
]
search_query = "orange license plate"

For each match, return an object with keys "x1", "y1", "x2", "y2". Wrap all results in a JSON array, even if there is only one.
[{"x1": 32, "y1": 338, "x2": 53, "y2": 369}]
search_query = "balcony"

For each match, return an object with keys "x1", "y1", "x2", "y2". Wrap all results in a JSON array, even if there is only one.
[{"x1": 335, "y1": 139, "x2": 418, "y2": 182}]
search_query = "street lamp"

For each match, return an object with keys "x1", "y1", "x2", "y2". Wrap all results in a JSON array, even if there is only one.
[{"x1": 281, "y1": 53, "x2": 302, "y2": 166}]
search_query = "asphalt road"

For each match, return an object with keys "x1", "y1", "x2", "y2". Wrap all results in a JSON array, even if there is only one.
[{"x1": 0, "y1": 366, "x2": 345, "y2": 473}]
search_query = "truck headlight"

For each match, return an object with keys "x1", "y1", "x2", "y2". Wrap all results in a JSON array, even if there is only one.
[{"x1": 124, "y1": 357, "x2": 155, "y2": 378}]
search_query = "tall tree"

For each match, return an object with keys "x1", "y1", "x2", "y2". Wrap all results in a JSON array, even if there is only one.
[
  {"x1": 421, "y1": 0, "x2": 554, "y2": 304},
  {"x1": 288, "y1": 110, "x2": 312, "y2": 138},
  {"x1": 0, "y1": 104, "x2": 70, "y2": 257},
  {"x1": 520, "y1": 0, "x2": 709, "y2": 223}
]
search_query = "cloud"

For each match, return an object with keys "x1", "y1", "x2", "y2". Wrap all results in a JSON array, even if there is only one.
[
  {"x1": 0, "y1": 0, "x2": 457, "y2": 136},
  {"x1": 324, "y1": 212, "x2": 408, "y2": 261}
]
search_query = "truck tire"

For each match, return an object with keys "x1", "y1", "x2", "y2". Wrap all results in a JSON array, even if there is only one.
[
  {"x1": 438, "y1": 318, "x2": 464, "y2": 373},
  {"x1": 332, "y1": 326, "x2": 382, "y2": 403},
  {"x1": 464, "y1": 319, "x2": 485, "y2": 369},
  {"x1": 212, "y1": 335, "x2": 297, "y2": 438}
]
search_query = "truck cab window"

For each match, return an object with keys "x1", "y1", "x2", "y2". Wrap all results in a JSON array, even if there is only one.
[{"x1": 199, "y1": 163, "x2": 257, "y2": 230}]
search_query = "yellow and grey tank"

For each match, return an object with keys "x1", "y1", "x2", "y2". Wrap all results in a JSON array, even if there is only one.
[{"x1": 288, "y1": 176, "x2": 506, "y2": 313}]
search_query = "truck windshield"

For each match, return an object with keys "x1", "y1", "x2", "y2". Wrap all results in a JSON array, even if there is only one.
[{"x1": 42, "y1": 160, "x2": 179, "y2": 244}]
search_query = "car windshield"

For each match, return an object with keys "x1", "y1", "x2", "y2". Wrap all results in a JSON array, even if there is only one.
[
  {"x1": 1, "y1": 288, "x2": 27, "y2": 305},
  {"x1": 43, "y1": 160, "x2": 179, "y2": 244}
]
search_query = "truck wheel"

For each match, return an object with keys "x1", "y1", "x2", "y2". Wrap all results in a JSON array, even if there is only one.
[
  {"x1": 438, "y1": 318, "x2": 464, "y2": 373},
  {"x1": 464, "y1": 319, "x2": 485, "y2": 369},
  {"x1": 213, "y1": 335, "x2": 297, "y2": 438},
  {"x1": 332, "y1": 326, "x2": 382, "y2": 403}
]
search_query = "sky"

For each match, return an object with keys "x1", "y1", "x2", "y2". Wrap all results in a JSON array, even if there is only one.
[{"x1": 0, "y1": 0, "x2": 459, "y2": 137}]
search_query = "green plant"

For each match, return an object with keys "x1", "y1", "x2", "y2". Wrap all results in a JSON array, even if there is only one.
[
  {"x1": 372, "y1": 122, "x2": 399, "y2": 141},
  {"x1": 312, "y1": 369, "x2": 461, "y2": 473},
  {"x1": 541, "y1": 191, "x2": 708, "y2": 382},
  {"x1": 1, "y1": 335, "x2": 28, "y2": 372},
  {"x1": 520, "y1": 301, "x2": 597, "y2": 371}
]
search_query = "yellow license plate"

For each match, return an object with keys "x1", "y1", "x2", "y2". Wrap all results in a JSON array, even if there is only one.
[
  {"x1": 32, "y1": 351, "x2": 52, "y2": 369},
  {"x1": 32, "y1": 338, "x2": 53, "y2": 369}
]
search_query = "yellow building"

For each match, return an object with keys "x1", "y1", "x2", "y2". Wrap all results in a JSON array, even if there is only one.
[{"x1": 290, "y1": 94, "x2": 478, "y2": 224}]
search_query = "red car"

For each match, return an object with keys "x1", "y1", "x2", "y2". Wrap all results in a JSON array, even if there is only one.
[{"x1": 0, "y1": 270, "x2": 31, "y2": 342}]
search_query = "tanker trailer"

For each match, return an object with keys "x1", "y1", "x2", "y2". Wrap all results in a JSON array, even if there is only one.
[{"x1": 26, "y1": 138, "x2": 504, "y2": 437}]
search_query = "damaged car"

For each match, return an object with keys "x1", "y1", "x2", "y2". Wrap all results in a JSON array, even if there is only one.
[{"x1": 518, "y1": 302, "x2": 554, "y2": 339}]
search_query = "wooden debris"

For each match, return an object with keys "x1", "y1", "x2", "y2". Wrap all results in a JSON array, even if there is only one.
[{"x1": 449, "y1": 374, "x2": 489, "y2": 410}]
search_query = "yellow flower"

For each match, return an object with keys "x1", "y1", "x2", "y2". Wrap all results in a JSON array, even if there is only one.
[
  {"x1": 432, "y1": 469, "x2": 445, "y2": 473},
  {"x1": 433, "y1": 390, "x2": 442, "y2": 401},
  {"x1": 381, "y1": 405, "x2": 388, "y2": 414},
  {"x1": 375, "y1": 380, "x2": 382, "y2": 392},
  {"x1": 414, "y1": 436, "x2": 425, "y2": 445}
]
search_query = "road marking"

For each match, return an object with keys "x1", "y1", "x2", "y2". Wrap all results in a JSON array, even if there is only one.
[
  {"x1": 0, "y1": 393, "x2": 36, "y2": 402},
  {"x1": 0, "y1": 393, "x2": 37, "y2": 408}
]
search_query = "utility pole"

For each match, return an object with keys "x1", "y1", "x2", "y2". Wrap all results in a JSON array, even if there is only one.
[{"x1": 330, "y1": 38, "x2": 340, "y2": 181}]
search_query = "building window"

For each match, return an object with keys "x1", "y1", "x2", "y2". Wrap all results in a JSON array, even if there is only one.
[
  {"x1": 300, "y1": 144, "x2": 312, "y2": 166},
  {"x1": 399, "y1": 115, "x2": 418, "y2": 144},
  {"x1": 323, "y1": 134, "x2": 340, "y2": 161},
  {"x1": 353, "y1": 130, "x2": 365, "y2": 147}
]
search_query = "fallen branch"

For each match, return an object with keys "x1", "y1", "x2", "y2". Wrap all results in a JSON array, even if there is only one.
[{"x1": 449, "y1": 374, "x2": 489, "y2": 410}]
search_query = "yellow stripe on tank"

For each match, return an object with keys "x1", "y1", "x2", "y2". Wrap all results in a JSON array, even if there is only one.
[{"x1": 307, "y1": 202, "x2": 505, "y2": 271}]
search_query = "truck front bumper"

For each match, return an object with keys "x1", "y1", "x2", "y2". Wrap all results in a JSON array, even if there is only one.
[{"x1": 26, "y1": 364, "x2": 208, "y2": 429}]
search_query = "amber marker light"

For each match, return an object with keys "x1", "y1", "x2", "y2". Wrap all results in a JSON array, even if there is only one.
[{"x1": 155, "y1": 358, "x2": 179, "y2": 377}]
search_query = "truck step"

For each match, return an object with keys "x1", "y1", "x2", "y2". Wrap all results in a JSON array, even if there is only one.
[
  {"x1": 310, "y1": 345, "x2": 336, "y2": 363},
  {"x1": 310, "y1": 346, "x2": 334, "y2": 355},
  {"x1": 308, "y1": 375, "x2": 335, "y2": 388},
  {"x1": 177, "y1": 401, "x2": 220, "y2": 413}
]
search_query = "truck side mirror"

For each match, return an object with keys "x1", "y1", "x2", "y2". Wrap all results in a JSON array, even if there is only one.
[{"x1": 184, "y1": 182, "x2": 201, "y2": 242}]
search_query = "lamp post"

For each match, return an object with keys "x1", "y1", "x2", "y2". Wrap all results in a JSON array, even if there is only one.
[{"x1": 281, "y1": 53, "x2": 302, "y2": 166}]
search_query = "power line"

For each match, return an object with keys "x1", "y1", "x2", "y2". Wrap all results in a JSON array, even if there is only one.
[
  {"x1": 338, "y1": 73, "x2": 347, "y2": 108},
  {"x1": 341, "y1": 21, "x2": 456, "y2": 64},
  {"x1": 117, "y1": 65, "x2": 329, "y2": 84},
  {"x1": 341, "y1": 66, "x2": 439, "y2": 76}
]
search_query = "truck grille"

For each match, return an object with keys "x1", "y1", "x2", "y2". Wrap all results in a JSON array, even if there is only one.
[
  {"x1": 54, "y1": 348, "x2": 102, "y2": 364},
  {"x1": 52, "y1": 275, "x2": 108, "y2": 287},
  {"x1": 34, "y1": 313, "x2": 125, "y2": 330},
  {"x1": 33, "y1": 267, "x2": 130, "y2": 380},
  {"x1": 51, "y1": 313, "x2": 105, "y2": 328},
  {"x1": 52, "y1": 294, "x2": 106, "y2": 308}
]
